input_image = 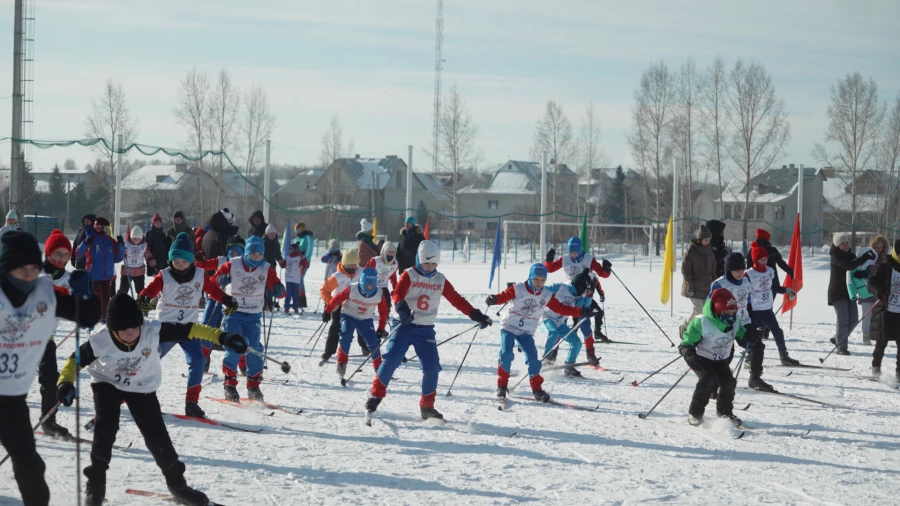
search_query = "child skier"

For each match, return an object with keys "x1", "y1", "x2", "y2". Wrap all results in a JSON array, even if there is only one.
[
  {"x1": 365, "y1": 241, "x2": 398, "y2": 339},
  {"x1": 679, "y1": 287, "x2": 746, "y2": 427},
  {"x1": 366, "y1": 240, "x2": 492, "y2": 420},
  {"x1": 196, "y1": 235, "x2": 244, "y2": 372},
  {"x1": 57, "y1": 293, "x2": 248, "y2": 505},
  {"x1": 283, "y1": 242, "x2": 309, "y2": 315},
  {"x1": 320, "y1": 250, "x2": 366, "y2": 363},
  {"x1": 213, "y1": 235, "x2": 285, "y2": 402},
  {"x1": 746, "y1": 242, "x2": 798, "y2": 375},
  {"x1": 544, "y1": 236, "x2": 613, "y2": 342},
  {"x1": 0, "y1": 230, "x2": 99, "y2": 506},
  {"x1": 323, "y1": 267, "x2": 389, "y2": 379},
  {"x1": 118, "y1": 226, "x2": 154, "y2": 295},
  {"x1": 486, "y1": 263, "x2": 584, "y2": 401},
  {"x1": 138, "y1": 232, "x2": 237, "y2": 418},
  {"x1": 321, "y1": 239, "x2": 342, "y2": 280},
  {"x1": 540, "y1": 268, "x2": 598, "y2": 373}
]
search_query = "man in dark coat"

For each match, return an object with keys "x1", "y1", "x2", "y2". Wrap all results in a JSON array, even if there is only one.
[
  {"x1": 706, "y1": 219, "x2": 729, "y2": 278},
  {"x1": 745, "y1": 228, "x2": 793, "y2": 279},
  {"x1": 71, "y1": 213, "x2": 96, "y2": 269},
  {"x1": 396, "y1": 216, "x2": 425, "y2": 272},
  {"x1": 166, "y1": 211, "x2": 195, "y2": 250},
  {"x1": 248, "y1": 210, "x2": 267, "y2": 238},
  {"x1": 201, "y1": 209, "x2": 239, "y2": 262},
  {"x1": 867, "y1": 239, "x2": 900, "y2": 376},
  {"x1": 145, "y1": 213, "x2": 171, "y2": 277}
]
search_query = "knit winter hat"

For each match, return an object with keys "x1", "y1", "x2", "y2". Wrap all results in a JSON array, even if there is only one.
[
  {"x1": 5, "y1": 210, "x2": 17, "y2": 221},
  {"x1": 173, "y1": 211, "x2": 186, "y2": 221},
  {"x1": 710, "y1": 288, "x2": 738, "y2": 316},
  {"x1": 265, "y1": 224, "x2": 277, "y2": 236},
  {"x1": 571, "y1": 268, "x2": 593, "y2": 295},
  {"x1": 221, "y1": 208, "x2": 234, "y2": 225},
  {"x1": 724, "y1": 252, "x2": 746, "y2": 273},
  {"x1": 226, "y1": 235, "x2": 245, "y2": 252},
  {"x1": 529, "y1": 262, "x2": 548, "y2": 280},
  {"x1": 130, "y1": 226, "x2": 144, "y2": 241},
  {"x1": 696, "y1": 224, "x2": 712, "y2": 240},
  {"x1": 94, "y1": 216, "x2": 110, "y2": 227},
  {"x1": 833, "y1": 233, "x2": 850, "y2": 247},
  {"x1": 295, "y1": 221, "x2": 306, "y2": 231},
  {"x1": 750, "y1": 242, "x2": 768, "y2": 264},
  {"x1": 405, "y1": 216, "x2": 416, "y2": 225},
  {"x1": 381, "y1": 241, "x2": 397, "y2": 263},
  {"x1": 342, "y1": 249, "x2": 359, "y2": 266},
  {"x1": 706, "y1": 220, "x2": 726, "y2": 237},
  {"x1": 0, "y1": 230, "x2": 42, "y2": 275},
  {"x1": 567, "y1": 237, "x2": 583, "y2": 254},
  {"x1": 756, "y1": 228, "x2": 771, "y2": 241},
  {"x1": 330, "y1": 239, "x2": 339, "y2": 248},
  {"x1": 43, "y1": 229, "x2": 72, "y2": 257},
  {"x1": 169, "y1": 232, "x2": 195, "y2": 264},
  {"x1": 106, "y1": 293, "x2": 144, "y2": 332},
  {"x1": 151, "y1": 213, "x2": 163, "y2": 224},
  {"x1": 360, "y1": 219, "x2": 374, "y2": 233}
]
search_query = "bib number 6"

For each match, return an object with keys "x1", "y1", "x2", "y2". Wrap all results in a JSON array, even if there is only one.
[{"x1": 416, "y1": 295, "x2": 430, "y2": 311}]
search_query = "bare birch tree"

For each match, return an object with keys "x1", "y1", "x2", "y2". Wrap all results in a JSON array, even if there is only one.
[
  {"x1": 813, "y1": 72, "x2": 885, "y2": 244},
  {"x1": 671, "y1": 57, "x2": 701, "y2": 234},
  {"x1": 439, "y1": 85, "x2": 481, "y2": 230},
  {"x1": 205, "y1": 69, "x2": 241, "y2": 210},
  {"x1": 698, "y1": 56, "x2": 729, "y2": 216},
  {"x1": 239, "y1": 83, "x2": 276, "y2": 218},
  {"x1": 320, "y1": 114, "x2": 346, "y2": 168},
  {"x1": 725, "y1": 60, "x2": 791, "y2": 239},
  {"x1": 879, "y1": 93, "x2": 900, "y2": 232},
  {"x1": 577, "y1": 102, "x2": 602, "y2": 241},
  {"x1": 84, "y1": 79, "x2": 139, "y2": 217},
  {"x1": 531, "y1": 100, "x2": 575, "y2": 224},
  {"x1": 173, "y1": 68, "x2": 210, "y2": 218}
]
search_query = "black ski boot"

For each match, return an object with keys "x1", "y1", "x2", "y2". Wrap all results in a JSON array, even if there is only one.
[
  {"x1": 836, "y1": 349, "x2": 851, "y2": 356},
  {"x1": 779, "y1": 351, "x2": 800, "y2": 366},
  {"x1": 223, "y1": 384, "x2": 240, "y2": 403},
  {"x1": 420, "y1": 407, "x2": 444, "y2": 421},
  {"x1": 336, "y1": 362, "x2": 347, "y2": 378},
  {"x1": 542, "y1": 348, "x2": 558, "y2": 366},
  {"x1": 365, "y1": 396, "x2": 382, "y2": 413},
  {"x1": 167, "y1": 483, "x2": 209, "y2": 505},
  {"x1": 595, "y1": 330, "x2": 611, "y2": 344},
  {"x1": 247, "y1": 386, "x2": 264, "y2": 402},
  {"x1": 496, "y1": 386, "x2": 508, "y2": 398},
  {"x1": 532, "y1": 389, "x2": 551, "y2": 403},
  {"x1": 84, "y1": 480, "x2": 105, "y2": 506},
  {"x1": 873, "y1": 366, "x2": 882, "y2": 376},
  {"x1": 40, "y1": 417, "x2": 72, "y2": 440},
  {"x1": 585, "y1": 348, "x2": 600, "y2": 366},
  {"x1": 748, "y1": 375, "x2": 777, "y2": 393},
  {"x1": 563, "y1": 365, "x2": 583, "y2": 378},
  {"x1": 185, "y1": 402, "x2": 206, "y2": 419},
  {"x1": 718, "y1": 412, "x2": 742, "y2": 427}
]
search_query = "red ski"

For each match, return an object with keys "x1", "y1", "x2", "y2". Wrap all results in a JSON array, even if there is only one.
[
  {"x1": 208, "y1": 397, "x2": 275, "y2": 416},
  {"x1": 239, "y1": 398, "x2": 303, "y2": 415},
  {"x1": 164, "y1": 413, "x2": 263, "y2": 433}
]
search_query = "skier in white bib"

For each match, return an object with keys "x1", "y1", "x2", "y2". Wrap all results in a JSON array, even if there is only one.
[
  {"x1": 364, "y1": 240, "x2": 399, "y2": 341},
  {"x1": 117, "y1": 226, "x2": 154, "y2": 296}
]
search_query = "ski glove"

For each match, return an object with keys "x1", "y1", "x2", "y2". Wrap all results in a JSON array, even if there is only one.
[
  {"x1": 469, "y1": 308, "x2": 492, "y2": 329},
  {"x1": 545, "y1": 248, "x2": 556, "y2": 264},
  {"x1": 864, "y1": 250, "x2": 877, "y2": 261},
  {"x1": 223, "y1": 296, "x2": 239, "y2": 316},
  {"x1": 116, "y1": 235, "x2": 125, "y2": 247},
  {"x1": 217, "y1": 274, "x2": 231, "y2": 287},
  {"x1": 376, "y1": 329, "x2": 388, "y2": 340},
  {"x1": 581, "y1": 305, "x2": 599, "y2": 319},
  {"x1": 68, "y1": 270, "x2": 94, "y2": 299},
  {"x1": 322, "y1": 311, "x2": 331, "y2": 323},
  {"x1": 596, "y1": 291, "x2": 605, "y2": 303},
  {"x1": 138, "y1": 295, "x2": 153, "y2": 315},
  {"x1": 601, "y1": 259, "x2": 613, "y2": 272},
  {"x1": 271, "y1": 282, "x2": 286, "y2": 298},
  {"x1": 57, "y1": 382, "x2": 76, "y2": 407},
  {"x1": 678, "y1": 345, "x2": 701, "y2": 369},
  {"x1": 785, "y1": 288, "x2": 797, "y2": 300},
  {"x1": 278, "y1": 259, "x2": 287, "y2": 269},
  {"x1": 853, "y1": 270, "x2": 868, "y2": 279},
  {"x1": 485, "y1": 295, "x2": 498, "y2": 307},
  {"x1": 506, "y1": 282, "x2": 515, "y2": 289},
  {"x1": 223, "y1": 333, "x2": 248, "y2": 354},
  {"x1": 395, "y1": 300, "x2": 414, "y2": 326}
]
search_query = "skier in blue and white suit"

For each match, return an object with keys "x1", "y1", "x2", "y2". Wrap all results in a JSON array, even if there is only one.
[{"x1": 540, "y1": 268, "x2": 596, "y2": 375}]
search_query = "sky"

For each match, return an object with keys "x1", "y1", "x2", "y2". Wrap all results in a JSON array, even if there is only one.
[{"x1": 1, "y1": 0, "x2": 899, "y2": 178}]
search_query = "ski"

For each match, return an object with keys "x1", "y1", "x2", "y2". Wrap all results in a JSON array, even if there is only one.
[
  {"x1": 508, "y1": 393, "x2": 599, "y2": 412},
  {"x1": 597, "y1": 340, "x2": 646, "y2": 346},
  {"x1": 587, "y1": 364, "x2": 611, "y2": 373},
  {"x1": 35, "y1": 431, "x2": 133, "y2": 451},
  {"x1": 737, "y1": 387, "x2": 839, "y2": 407},
  {"x1": 208, "y1": 397, "x2": 274, "y2": 416},
  {"x1": 165, "y1": 413, "x2": 263, "y2": 433},
  {"x1": 858, "y1": 376, "x2": 900, "y2": 389},
  {"x1": 570, "y1": 375, "x2": 624, "y2": 384},
  {"x1": 125, "y1": 488, "x2": 226, "y2": 505},
  {"x1": 666, "y1": 419, "x2": 745, "y2": 439},
  {"x1": 737, "y1": 403, "x2": 751, "y2": 411},
  {"x1": 769, "y1": 364, "x2": 852, "y2": 372},
  {"x1": 239, "y1": 398, "x2": 303, "y2": 415}
]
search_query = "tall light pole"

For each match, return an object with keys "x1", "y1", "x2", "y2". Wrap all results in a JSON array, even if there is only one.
[{"x1": 9, "y1": 0, "x2": 24, "y2": 212}]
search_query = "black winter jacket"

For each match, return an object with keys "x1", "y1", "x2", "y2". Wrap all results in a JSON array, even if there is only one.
[
  {"x1": 396, "y1": 225, "x2": 425, "y2": 272},
  {"x1": 828, "y1": 245, "x2": 870, "y2": 305},
  {"x1": 706, "y1": 220, "x2": 729, "y2": 277},
  {"x1": 145, "y1": 225, "x2": 171, "y2": 276},
  {"x1": 202, "y1": 211, "x2": 239, "y2": 261},
  {"x1": 867, "y1": 255, "x2": 900, "y2": 341},
  {"x1": 248, "y1": 210, "x2": 267, "y2": 238}
]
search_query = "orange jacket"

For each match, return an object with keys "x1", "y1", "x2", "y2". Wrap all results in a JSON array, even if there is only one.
[{"x1": 320, "y1": 262, "x2": 360, "y2": 304}]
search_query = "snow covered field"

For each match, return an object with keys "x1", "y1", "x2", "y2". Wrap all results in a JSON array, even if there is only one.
[{"x1": 4, "y1": 254, "x2": 899, "y2": 505}]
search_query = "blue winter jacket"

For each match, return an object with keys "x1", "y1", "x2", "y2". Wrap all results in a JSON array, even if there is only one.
[{"x1": 76, "y1": 228, "x2": 124, "y2": 281}]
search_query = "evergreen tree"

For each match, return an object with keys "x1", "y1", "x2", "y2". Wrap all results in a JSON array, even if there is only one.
[
  {"x1": 47, "y1": 165, "x2": 67, "y2": 218},
  {"x1": 68, "y1": 183, "x2": 90, "y2": 231},
  {"x1": 416, "y1": 199, "x2": 428, "y2": 228},
  {"x1": 600, "y1": 166, "x2": 630, "y2": 239}
]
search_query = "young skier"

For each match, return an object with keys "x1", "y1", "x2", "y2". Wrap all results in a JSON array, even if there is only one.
[
  {"x1": 679, "y1": 287, "x2": 746, "y2": 427},
  {"x1": 118, "y1": 226, "x2": 154, "y2": 295},
  {"x1": 365, "y1": 241, "x2": 399, "y2": 338},
  {"x1": 540, "y1": 268, "x2": 598, "y2": 373},
  {"x1": 321, "y1": 239, "x2": 341, "y2": 280},
  {"x1": 486, "y1": 263, "x2": 584, "y2": 401},
  {"x1": 196, "y1": 235, "x2": 244, "y2": 371},
  {"x1": 213, "y1": 235, "x2": 285, "y2": 402},
  {"x1": 866, "y1": 239, "x2": 900, "y2": 377},
  {"x1": 57, "y1": 293, "x2": 248, "y2": 505},
  {"x1": 0, "y1": 230, "x2": 99, "y2": 506},
  {"x1": 746, "y1": 242, "x2": 798, "y2": 370},
  {"x1": 322, "y1": 267, "x2": 389, "y2": 379},
  {"x1": 138, "y1": 232, "x2": 237, "y2": 418},
  {"x1": 283, "y1": 242, "x2": 309, "y2": 315},
  {"x1": 292, "y1": 222, "x2": 314, "y2": 310},
  {"x1": 544, "y1": 236, "x2": 613, "y2": 342},
  {"x1": 320, "y1": 250, "x2": 366, "y2": 362},
  {"x1": 365, "y1": 240, "x2": 492, "y2": 420}
]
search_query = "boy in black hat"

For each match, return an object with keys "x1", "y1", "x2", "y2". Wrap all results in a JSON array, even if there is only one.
[
  {"x1": 0, "y1": 230, "x2": 100, "y2": 506},
  {"x1": 57, "y1": 292, "x2": 249, "y2": 505}
]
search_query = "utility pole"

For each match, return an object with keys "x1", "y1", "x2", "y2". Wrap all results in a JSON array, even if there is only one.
[
  {"x1": 113, "y1": 135, "x2": 123, "y2": 235},
  {"x1": 431, "y1": 0, "x2": 444, "y2": 173},
  {"x1": 263, "y1": 140, "x2": 271, "y2": 220},
  {"x1": 406, "y1": 145, "x2": 413, "y2": 218},
  {"x1": 9, "y1": 0, "x2": 24, "y2": 213}
]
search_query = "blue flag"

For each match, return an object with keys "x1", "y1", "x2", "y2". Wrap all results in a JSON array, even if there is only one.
[
  {"x1": 282, "y1": 222, "x2": 291, "y2": 260},
  {"x1": 488, "y1": 218, "x2": 502, "y2": 289}
]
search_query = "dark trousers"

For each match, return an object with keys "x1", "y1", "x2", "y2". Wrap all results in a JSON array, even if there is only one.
[
  {"x1": 743, "y1": 328, "x2": 766, "y2": 378},
  {"x1": 687, "y1": 356, "x2": 736, "y2": 418},
  {"x1": 94, "y1": 280, "x2": 112, "y2": 322},
  {"x1": 86, "y1": 382, "x2": 186, "y2": 487},
  {"x1": 591, "y1": 300, "x2": 606, "y2": 338},
  {"x1": 117, "y1": 274, "x2": 145, "y2": 296},
  {"x1": 0, "y1": 395, "x2": 50, "y2": 506},
  {"x1": 323, "y1": 307, "x2": 367, "y2": 358},
  {"x1": 37, "y1": 339, "x2": 59, "y2": 418},
  {"x1": 750, "y1": 309, "x2": 787, "y2": 353},
  {"x1": 872, "y1": 338, "x2": 899, "y2": 370}
]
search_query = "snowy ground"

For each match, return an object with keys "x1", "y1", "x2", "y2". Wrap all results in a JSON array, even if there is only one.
[{"x1": 4, "y1": 254, "x2": 900, "y2": 505}]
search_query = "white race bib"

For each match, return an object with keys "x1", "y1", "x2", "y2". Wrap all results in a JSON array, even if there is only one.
[
  {"x1": 157, "y1": 268, "x2": 205, "y2": 323},
  {"x1": 0, "y1": 277, "x2": 59, "y2": 396},
  {"x1": 86, "y1": 322, "x2": 162, "y2": 392}
]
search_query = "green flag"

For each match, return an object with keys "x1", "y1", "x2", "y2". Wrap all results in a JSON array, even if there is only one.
[{"x1": 579, "y1": 205, "x2": 589, "y2": 252}]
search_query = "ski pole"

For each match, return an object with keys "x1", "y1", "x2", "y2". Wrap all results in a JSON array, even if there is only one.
[
  {"x1": 638, "y1": 367, "x2": 692, "y2": 419},
  {"x1": 262, "y1": 307, "x2": 274, "y2": 369},
  {"x1": 495, "y1": 301, "x2": 509, "y2": 317},
  {"x1": 245, "y1": 347, "x2": 292, "y2": 373},
  {"x1": 602, "y1": 299, "x2": 608, "y2": 340},
  {"x1": 304, "y1": 322, "x2": 327, "y2": 348},
  {"x1": 509, "y1": 317, "x2": 588, "y2": 392},
  {"x1": 307, "y1": 315, "x2": 330, "y2": 359},
  {"x1": 313, "y1": 297, "x2": 321, "y2": 314},
  {"x1": 631, "y1": 355, "x2": 681, "y2": 387},
  {"x1": 56, "y1": 328, "x2": 76, "y2": 347},
  {"x1": 341, "y1": 324, "x2": 403, "y2": 387},
  {"x1": 403, "y1": 323, "x2": 481, "y2": 363},
  {"x1": 446, "y1": 320, "x2": 485, "y2": 396},
  {"x1": 820, "y1": 300, "x2": 879, "y2": 364},
  {"x1": 0, "y1": 402, "x2": 63, "y2": 467},
  {"x1": 732, "y1": 341, "x2": 751, "y2": 381},
  {"x1": 609, "y1": 269, "x2": 675, "y2": 347},
  {"x1": 75, "y1": 297, "x2": 83, "y2": 506}
]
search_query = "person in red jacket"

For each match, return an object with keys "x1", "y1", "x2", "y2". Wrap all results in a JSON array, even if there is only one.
[
  {"x1": 544, "y1": 236, "x2": 613, "y2": 342},
  {"x1": 323, "y1": 268, "x2": 389, "y2": 380}
]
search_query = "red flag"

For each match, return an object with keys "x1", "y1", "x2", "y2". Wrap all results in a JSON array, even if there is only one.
[
  {"x1": 781, "y1": 213, "x2": 803, "y2": 314},
  {"x1": 423, "y1": 218, "x2": 430, "y2": 240}
]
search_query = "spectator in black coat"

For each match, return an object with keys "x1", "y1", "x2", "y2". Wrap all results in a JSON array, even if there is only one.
[
  {"x1": 706, "y1": 219, "x2": 729, "y2": 278},
  {"x1": 745, "y1": 228, "x2": 794, "y2": 279},
  {"x1": 829, "y1": 233, "x2": 875, "y2": 354},
  {"x1": 248, "y1": 210, "x2": 267, "y2": 238},
  {"x1": 166, "y1": 211, "x2": 195, "y2": 251},
  {"x1": 145, "y1": 214, "x2": 171, "y2": 277},
  {"x1": 201, "y1": 209, "x2": 239, "y2": 262},
  {"x1": 396, "y1": 216, "x2": 425, "y2": 272},
  {"x1": 71, "y1": 213, "x2": 96, "y2": 269}
]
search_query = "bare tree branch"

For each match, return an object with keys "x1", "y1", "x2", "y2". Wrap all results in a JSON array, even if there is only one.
[
  {"x1": 174, "y1": 67, "x2": 210, "y2": 218},
  {"x1": 439, "y1": 85, "x2": 481, "y2": 230},
  {"x1": 206, "y1": 69, "x2": 241, "y2": 211},
  {"x1": 531, "y1": 100, "x2": 575, "y2": 224},
  {"x1": 239, "y1": 83, "x2": 276, "y2": 218}
]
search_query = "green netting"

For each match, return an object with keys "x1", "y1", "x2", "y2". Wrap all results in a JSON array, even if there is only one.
[{"x1": 2, "y1": 136, "x2": 892, "y2": 236}]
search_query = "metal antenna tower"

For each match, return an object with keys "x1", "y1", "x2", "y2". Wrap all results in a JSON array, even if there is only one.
[
  {"x1": 431, "y1": 0, "x2": 444, "y2": 173},
  {"x1": 9, "y1": 0, "x2": 35, "y2": 212}
]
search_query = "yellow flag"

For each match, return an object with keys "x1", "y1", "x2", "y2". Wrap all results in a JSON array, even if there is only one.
[
  {"x1": 372, "y1": 218, "x2": 378, "y2": 239},
  {"x1": 660, "y1": 215, "x2": 675, "y2": 304}
]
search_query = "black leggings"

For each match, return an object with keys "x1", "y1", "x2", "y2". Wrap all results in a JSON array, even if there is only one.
[
  {"x1": 117, "y1": 274, "x2": 145, "y2": 296},
  {"x1": 872, "y1": 338, "x2": 899, "y2": 369},
  {"x1": 0, "y1": 395, "x2": 50, "y2": 505},
  {"x1": 687, "y1": 356, "x2": 736, "y2": 418}
]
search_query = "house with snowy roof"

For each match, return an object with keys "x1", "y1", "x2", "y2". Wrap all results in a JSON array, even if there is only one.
[
  {"x1": 716, "y1": 164, "x2": 825, "y2": 243},
  {"x1": 822, "y1": 168, "x2": 900, "y2": 241}
]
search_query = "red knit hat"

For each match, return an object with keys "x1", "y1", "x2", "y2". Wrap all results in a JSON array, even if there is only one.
[
  {"x1": 710, "y1": 288, "x2": 738, "y2": 315},
  {"x1": 750, "y1": 241, "x2": 769, "y2": 264},
  {"x1": 756, "y1": 228, "x2": 771, "y2": 241},
  {"x1": 43, "y1": 229, "x2": 71, "y2": 256}
]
